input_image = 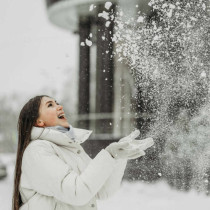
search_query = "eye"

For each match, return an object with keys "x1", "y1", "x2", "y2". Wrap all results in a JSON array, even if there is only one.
[{"x1": 48, "y1": 103, "x2": 53, "y2": 107}]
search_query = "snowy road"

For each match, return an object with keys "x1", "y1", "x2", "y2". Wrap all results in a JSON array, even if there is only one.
[{"x1": 0, "y1": 154, "x2": 209, "y2": 210}]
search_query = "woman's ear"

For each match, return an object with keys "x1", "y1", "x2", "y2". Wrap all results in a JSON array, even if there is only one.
[{"x1": 35, "y1": 119, "x2": 44, "y2": 127}]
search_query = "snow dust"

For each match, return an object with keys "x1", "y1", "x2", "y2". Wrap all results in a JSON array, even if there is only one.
[{"x1": 98, "y1": 0, "x2": 210, "y2": 194}]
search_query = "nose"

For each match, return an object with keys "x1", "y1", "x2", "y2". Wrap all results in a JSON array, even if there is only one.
[{"x1": 56, "y1": 104, "x2": 63, "y2": 111}]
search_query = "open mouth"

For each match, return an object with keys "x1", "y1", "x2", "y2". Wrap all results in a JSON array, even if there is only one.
[{"x1": 58, "y1": 113, "x2": 65, "y2": 119}]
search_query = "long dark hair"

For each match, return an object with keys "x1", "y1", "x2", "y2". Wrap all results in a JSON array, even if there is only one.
[{"x1": 12, "y1": 95, "x2": 47, "y2": 210}]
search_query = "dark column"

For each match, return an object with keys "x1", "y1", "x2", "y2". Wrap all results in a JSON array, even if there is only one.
[
  {"x1": 95, "y1": 4, "x2": 115, "y2": 134},
  {"x1": 78, "y1": 16, "x2": 91, "y2": 129}
]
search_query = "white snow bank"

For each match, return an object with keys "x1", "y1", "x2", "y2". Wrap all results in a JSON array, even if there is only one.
[{"x1": 98, "y1": 180, "x2": 209, "y2": 210}]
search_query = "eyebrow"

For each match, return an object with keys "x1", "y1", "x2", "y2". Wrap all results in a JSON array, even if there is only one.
[{"x1": 45, "y1": 100, "x2": 57, "y2": 105}]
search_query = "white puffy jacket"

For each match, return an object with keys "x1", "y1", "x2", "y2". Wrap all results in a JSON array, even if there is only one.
[{"x1": 19, "y1": 126, "x2": 127, "y2": 210}]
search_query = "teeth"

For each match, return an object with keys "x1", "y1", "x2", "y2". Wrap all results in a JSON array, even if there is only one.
[{"x1": 58, "y1": 114, "x2": 65, "y2": 119}]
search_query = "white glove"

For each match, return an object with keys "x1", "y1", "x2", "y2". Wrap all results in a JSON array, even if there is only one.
[
  {"x1": 120, "y1": 130, "x2": 154, "y2": 150},
  {"x1": 119, "y1": 129, "x2": 142, "y2": 142},
  {"x1": 105, "y1": 130, "x2": 154, "y2": 159},
  {"x1": 105, "y1": 141, "x2": 146, "y2": 159}
]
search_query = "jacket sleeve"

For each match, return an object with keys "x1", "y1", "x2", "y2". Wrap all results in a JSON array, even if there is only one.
[
  {"x1": 22, "y1": 140, "x2": 116, "y2": 206},
  {"x1": 96, "y1": 159, "x2": 127, "y2": 200}
]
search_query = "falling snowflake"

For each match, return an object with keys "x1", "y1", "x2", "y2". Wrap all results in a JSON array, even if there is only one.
[
  {"x1": 89, "y1": 4, "x2": 95, "y2": 11},
  {"x1": 98, "y1": 11, "x2": 110, "y2": 20},
  {"x1": 105, "y1": 2, "x2": 112, "y2": 10},
  {"x1": 137, "y1": 16, "x2": 144, "y2": 23},
  {"x1": 85, "y1": 39, "x2": 92, "y2": 46},
  {"x1": 80, "y1": 42, "x2": 85, "y2": 46}
]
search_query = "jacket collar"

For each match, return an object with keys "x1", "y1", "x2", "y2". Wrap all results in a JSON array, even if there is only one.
[{"x1": 31, "y1": 126, "x2": 92, "y2": 146}]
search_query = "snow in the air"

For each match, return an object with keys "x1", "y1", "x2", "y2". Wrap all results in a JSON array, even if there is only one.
[
  {"x1": 89, "y1": 4, "x2": 96, "y2": 12},
  {"x1": 98, "y1": 11, "x2": 110, "y2": 20},
  {"x1": 105, "y1": 21, "x2": 111, "y2": 27},
  {"x1": 112, "y1": 0, "x2": 210, "y2": 194},
  {"x1": 1, "y1": 1, "x2": 210, "y2": 210},
  {"x1": 137, "y1": 16, "x2": 144, "y2": 23},
  {"x1": 105, "y1": 2, "x2": 112, "y2": 10},
  {"x1": 85, "y1": 39, "x2": 92, "y2": 47},
  {"x1": 80, "y1": 42, "x2": 85, "y2": 46}
]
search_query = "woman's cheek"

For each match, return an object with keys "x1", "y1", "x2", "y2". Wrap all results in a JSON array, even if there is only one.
[{"x1": 45, "y1": 111, "x2": 57, "y2": 125}]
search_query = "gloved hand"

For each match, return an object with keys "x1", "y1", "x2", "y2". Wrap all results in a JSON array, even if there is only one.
[
  {"x1": 120, "y1": 130, "x2": 154, "y2": 150},
  {"x1": 105, "y1": 130, "x2": 154, "y2": 159},
  {"x1": 119, "y1": 129, "x2": 142, "y2": 142},
  {"x1": 105, "y1": 141, "x2": 146, "y2": 159}
]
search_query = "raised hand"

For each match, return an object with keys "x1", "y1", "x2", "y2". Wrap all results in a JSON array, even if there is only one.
[
  {"x1": 105, "y1": 141, "x2": 145, "y2": 159},
  {"x1": 105, "y1": 130, "x2": 154, "y2": 160}
]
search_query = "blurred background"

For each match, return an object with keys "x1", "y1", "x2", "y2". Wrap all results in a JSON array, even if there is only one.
[{"x1": 0, "y1": 0, "x2": 210, "y2": 209}]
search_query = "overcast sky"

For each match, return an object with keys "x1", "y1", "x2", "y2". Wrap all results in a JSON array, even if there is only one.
[{"x1": 0, "y1": 0, "x2": 78, "y2": 102}]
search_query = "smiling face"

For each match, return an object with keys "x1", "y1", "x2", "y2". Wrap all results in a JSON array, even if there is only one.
[{"x1": 35, "y1": 96, "x2": 69, "y2": 128}]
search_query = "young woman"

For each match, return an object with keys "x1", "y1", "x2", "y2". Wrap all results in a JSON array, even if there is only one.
[{"x1": 13, "y1": 95, "x2": 154, "y2": 210}]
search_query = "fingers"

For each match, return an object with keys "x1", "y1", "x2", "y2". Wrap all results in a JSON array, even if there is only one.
[
  {"x1": 118, "y1": 147, "x2": 143, "y2": 158},
  {"x1": 127, "y1": 130, "x2": 140, "y2": 140},
  {"x1": 119, "y1": 136, "x2": 129, "y2": 142},
  {"x1": 127, "y1": 150, "x2": 145, "y2": 159},
  {"x1": 117, "y1": 141, "x2": 130, "y2": 148},
  {"x1": 131, "y1": 138, "x2": 154, "y2": 150},
  {"x1": 119, "y1": 130, "x2": 140, "y2": 142},
  {"x1": 107, "y1": 135, "x2": 153, "y2": 160}
]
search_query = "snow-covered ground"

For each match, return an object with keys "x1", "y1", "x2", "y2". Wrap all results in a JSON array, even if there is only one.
[
  {"x1": 0, "y1": 154, "x2": 209, "y2": 210},
  {"x1": 98, "y1": 181, "x2": 210, "y2": 210}
]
